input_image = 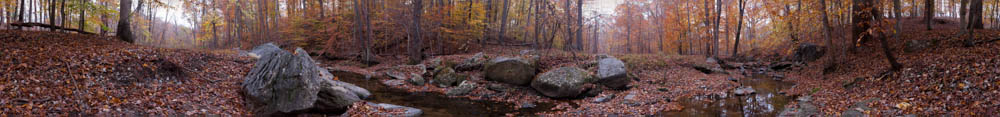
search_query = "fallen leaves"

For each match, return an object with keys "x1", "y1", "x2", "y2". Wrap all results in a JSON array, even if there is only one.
[{"x1": 0, "y1": 30, "x2": 253, "y2": 115}]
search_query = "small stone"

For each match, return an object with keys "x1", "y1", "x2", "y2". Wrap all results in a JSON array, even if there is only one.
[
  {"x1": 486, "y1": 84, "x2": 510, "y2": 92},
  {"x1": 446, "y1": 81, "x2": 477, "y2": 96},
  {"x1": 406, "y1": 73, "x2": 425, "y2": 86},
  {"x1": 519, "y1": 102, "x2": 537, "y2": 109},
  {"x1": 733, "y1": 87, "x2": 756, "y2": 96},
  {"x1": 592, "y1": 94, "x2": 615, "y2": 103},
  {"x1": 386, "y1": 71, "x2": 408, "y2": 80},
  {"x1": 797, "y1": 96, "x2": 812, "y2": 102},
  {"x1": 382, "y1": 80, "x2": 406, "y2": 86},
  {"x1": 657, "y1": 88, "x2": 669, "y2": 92},
  {"x1": 623, "y1": 92, "x2": 637, "y2": 100},
  {"x1": 622, "y1": 92, "x2": 641, "y2": 106}
]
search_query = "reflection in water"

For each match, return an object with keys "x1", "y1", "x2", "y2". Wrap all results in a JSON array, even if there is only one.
[
  {"x1": 659, "y1": 74, "x2": 795, "y2": 117},
  {"x1": 331, "y1": 71, "x2": 555, "y2": 117}
]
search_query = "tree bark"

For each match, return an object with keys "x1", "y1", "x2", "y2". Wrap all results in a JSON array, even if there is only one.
[
  {"x1": 60, "y1": 0, "x2": 66, "y2": 29},
  {"x1": 576, "y1": 0, "x2": 583, "y2": 51},
  {"x1": 482, "y1": 0, "x2": 494, "y2": 46},
  {"x1": 498, "y1": 0, "x2": 510, "y2": 43},
  {"x1": 733, "y1": 0, "x2": 745, "y2": 57},
  {"x1": 49, "y1": 0, "x2": 56, "y2": 31},
  {"x1": 18, "y1": 0, "x2": 24, "y2": 30},
  {"x1": 712, "y1": 0, "x2": 721, "y2": 57},
  {"x1": 409, "y1": 0, "x2": 424, "y2": 64},
  {"x1": 117, "y1": 0, "x2": 135, "y2": 43},
  {"x1": 78, "y1": 0, "x2": 84, "y2": 31},
  {"x1": 822, "y1": 0, "x2": 836, "y2": 70},
  {"x1": 925, "y1": 0, "x2": 934, "y2": 30},
  {"x1": 969, "y1": 0, "x2": 983, "y2": 29},
  {"x1": 960, "y1": 0, "x2": 968, "y2": 29}
]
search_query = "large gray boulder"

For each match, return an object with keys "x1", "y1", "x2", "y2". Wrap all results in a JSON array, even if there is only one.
[
  {"x1": 531, "y1": 67, "x2": 593, "y2": 98},
  {"x1": 247, "y1": 43, "x2": 281, "y2": 59},
  {"x1": 596, "y1": 57, "x2": 629, "y2": 89},
  {"x1": 432, "y1": 67, "x2": 466, "y2": 87},
  {"x1": 484, "y1": 57, "x2": 538, "y2": 85},
  {"x1": 792, "y1": 43, "x2": 825, "y2": 62},
  {"x1": 242, "y1": 44, "x2": 369, "y2": 115}
]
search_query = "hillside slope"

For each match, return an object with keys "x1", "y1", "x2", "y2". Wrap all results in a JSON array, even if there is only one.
[{"x1": 0, "y1": 30, "x2": 253, "y2": 115}]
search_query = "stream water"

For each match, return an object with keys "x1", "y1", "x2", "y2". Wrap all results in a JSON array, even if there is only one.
[
  {"x1": 331, "y1": 71, "x2": 555, "y2": 116},
  {"x1": 332, "y1": 70, "x2": 792, "y2": 116},
  {"x1": 658, "y1": 74, "x2": 796, "y2": 117}
]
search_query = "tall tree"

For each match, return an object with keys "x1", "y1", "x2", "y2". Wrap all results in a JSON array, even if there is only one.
[
  {"x1": 712, "y1": 0, "x2": 721, "y2": 57},
  {"x1": 352, "y1": 0, "x2": 375, "y2": 64},
  {"x1": 60, "y1": 0, "x2": 66, "y2": 28},
  {"x1": 575, "y1": 0, "x2": 583, "y2": 51},
  {"x1": 822, "y1": 0, "x2": 836, "y2": 70},
  {"x1": 409, "y1": 0, "x2": 424, "y2": 64},
  {"x1": 960, "y1": 0, "x2": 968, "y2": 29},
  {"x1": 968, "y1": 0, "x2": 983, "y2": 29},
  {"x1": 117, "y1": 0, "x2": 135, "y2": 43},
  {"x1": 733, "y1": 0, "x2": 746, "y2": 56},
  {"x1": 498, "y1": 0, "x2": 510, "y2": 42},
  {"x1": 964, "y1": 0, "x2": 983, "y2": 47},
  {"x1": 564, "y1": 0, "x2": 572, "y2": 51},
  {"x1": 49, "y1": 0, "x2": 56, "y2": 31},
  {"x1": 78, "y1": 0, "x2": 84, "y2": 31},
  {"x1": 17, "y1": 0, "x2": 24, "y2": 30},
  {"x1": 925, "y1": 0, "x2": 934, "y2": 30}
]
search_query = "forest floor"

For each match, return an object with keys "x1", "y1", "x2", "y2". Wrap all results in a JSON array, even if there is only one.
[
  {"x1": 781, "y1": 18, "x2": 1000, "y2": 116},
  {"x1": 0, "y1": 30, "x2": 254, "y2": 115}
]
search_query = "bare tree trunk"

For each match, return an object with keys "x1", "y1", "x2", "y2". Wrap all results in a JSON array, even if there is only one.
[
  {"x1": 733, "y1": 0, "x2": 745, "y2": 57},
  {"x1": 79, "y1": 0, "x2": 84, "y2": 31},
  {"x1": 18, "y1": 0, "x2": 24, "y2": 30},
  {"x1": 969, "y1": 0, "x2": 983, "y2": 29},
  {"x1": 117, "y1": 0, "x2": 135, "y2": 43},
  {"x1": 822, "y1": 0, "x2": 836, "y2": 71},
  {"x1": 532, "y1": 0, "x2": 542, "y2": 49},
  {"x1": 960, "y1": 0, "x2": 968, "y2": 29},
  {"x1": 926, "y1": 0, "x2": 934, "y2": 30},
  {"x1": 498, "y1": 0, "x2": 510, "y2": 43},
  {"x1": 409, "y1": 0, "x2": 424, "y2": 64},
  {"x1": 564, "y1": 0, "x2": 572, "y2": 51},
  {"x1": 49, "y1": 0, "x2": 56, "y2": 31},
  {"x1": 60, "y1": 0, "x2": 66, "y2": 29},
  {"x1": 482, "y1": 0, "x2": 494, "y2": 46},
  {"x1": 712, "y1": 0, "x2": 721, "y2": 57},
  {"x1": 576, "y1": 0, "x2": 583, "y2": 52}
]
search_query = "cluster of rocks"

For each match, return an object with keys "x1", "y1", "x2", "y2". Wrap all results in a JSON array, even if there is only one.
[{"x1": 391, "y1": 52, "x2": 632, "y2": 99}]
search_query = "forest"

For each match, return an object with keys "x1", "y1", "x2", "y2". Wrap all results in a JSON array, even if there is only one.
[{"x1": 1, "y1": 0, "x2": 999, "y2": 116}]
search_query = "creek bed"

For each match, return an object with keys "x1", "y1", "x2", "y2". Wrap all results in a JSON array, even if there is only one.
[
  {"x1": 658, "y1": 74, "x2": 796, "y2": 117},
  {"x1": 331, "y1": 71, "x2": 555, "y2": 116}
]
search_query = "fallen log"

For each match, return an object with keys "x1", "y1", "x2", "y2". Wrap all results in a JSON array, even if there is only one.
[{"x1": 9, "y1": 23, "x2": 94, "y2": 35}]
